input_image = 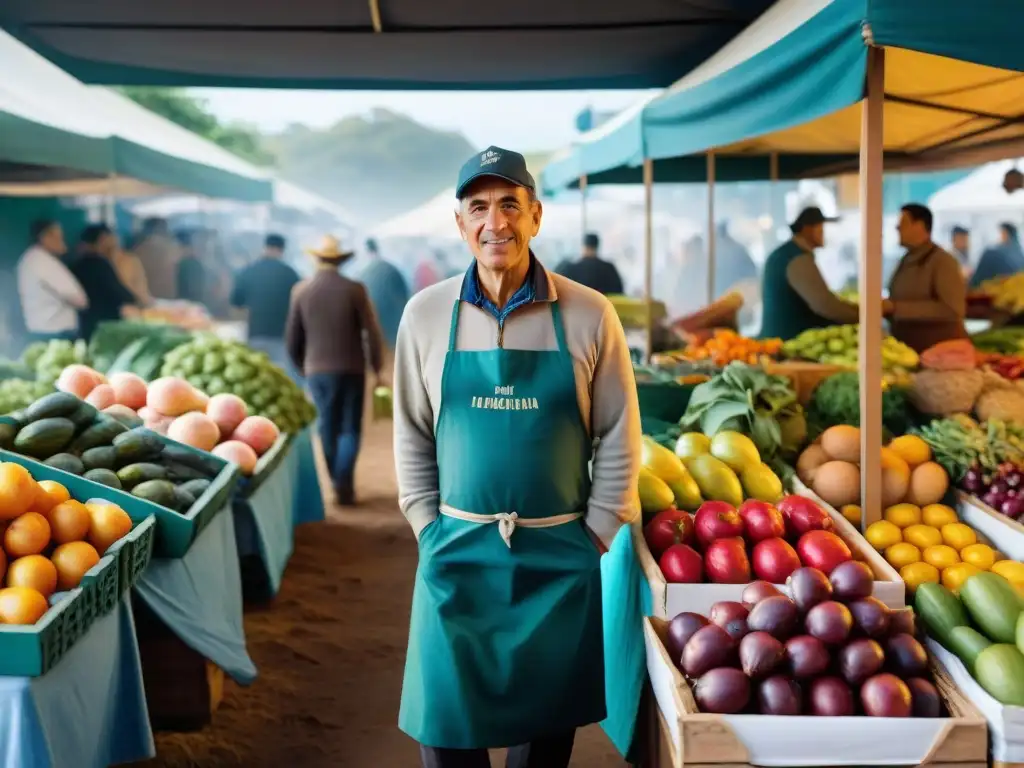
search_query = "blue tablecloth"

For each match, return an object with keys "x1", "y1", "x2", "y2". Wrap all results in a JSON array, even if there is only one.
[
  {"x1": 135, "y1": 507, "x2": 257, "y2": 685},
  {"x1": 234, "y1": 429, "x2": 326, "y2": 596},
  {"x1": 0, "y1": 596, "x2": 155, "y2": 768}
]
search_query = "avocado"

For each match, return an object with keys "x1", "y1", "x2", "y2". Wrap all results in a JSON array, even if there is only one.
[
  {"x1": 68, "y1": 401, "x2": 99, "y2": 430},
  {"x1": 81, "y1": 446, "x2": 118, "y2": 471},
  {"x1": 165, "y1": 462, "x2": 210, "y2": 483},
  {"x1": 179, "y1": 478, "x2": 212, "y2": 498},
  {"x1": 14, "y1": 417, "x2": 76, "y2": 458},
  {"x1": 172, "y1": 486, "x2": 196, "y2": 512},
  {"x1": 131, "y1": 479, "x2": 177, "y2": 509},
  {"x1": 44, "y1": 453, "x2": 85, "y2": 475},
  {"x1": 113, "y1": 427, "x2": 166, "y2": 464},
  {"x1": 83, "y1": 468, "x2": 122, "y2": 490},
  {"x1": 23, "y1": 392, "x2": 81, "y2": 422},
  {"x1": 68, "y1": 416, "x2": 128, "y2": 454},
  {"x1": 160, "y1": 444, "x2": 221, "y2": 478}
]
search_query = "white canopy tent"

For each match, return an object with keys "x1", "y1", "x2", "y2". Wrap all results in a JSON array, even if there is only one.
[{"x1": 929, "y1": 160, "x2": 1024, "y2": 215}]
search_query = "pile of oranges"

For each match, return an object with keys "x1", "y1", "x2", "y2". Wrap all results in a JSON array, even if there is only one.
[
  {"x1": 0, "y1": 462, "x2": 133, "y2": 625},
  {"x1": 865, "y1": 502, "x2": 1024, "y2": 595},
  {"x1": 683, "y1": 330, "x2": 783, "y2": 367}
]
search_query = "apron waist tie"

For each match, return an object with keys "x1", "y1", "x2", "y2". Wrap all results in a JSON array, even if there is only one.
[{"x1": 439, "y1": 504, "x2": 584, "y2": 549}]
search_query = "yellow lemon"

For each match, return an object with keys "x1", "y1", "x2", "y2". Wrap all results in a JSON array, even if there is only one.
[
  {"x1": 941, "y1": 562, "x2": 982, "y2": 595},
  {"x1": 885, "y1": 542, "x2": 922, "y2": 570},
  {"x1": 884, "y1": 503, "x2": 922, "y2": 529},
  {"x1": 923, "y1": 544, "x2": 961, "y2": 571},
  {"x1": 887, "y1": 435, "x2": 932, "y2": 468},
  {"x1": 900, "y1": 561, "x2": 940, "y2": 592},
  {"x1": 922, "y1": 504, "x2": 958, "y2": 528},
  {"x1": 903, "y1": 524, "x2": 943, "y2": 550},
  {"x1": 991, "y1": 560, "x2": 1024, "y2": 583},
  {"x1": 865, "y1": 520, "x2": 903, "y2": 551},
  {"x1": 960, "y1": 543, "x2": 997, "y2": 571},
  {"x1": 941, "y1": 523, "x2": 978, "y2": 551},
  {"x1": 841, "y1": 505, "x2": 862, "y2": 527}
]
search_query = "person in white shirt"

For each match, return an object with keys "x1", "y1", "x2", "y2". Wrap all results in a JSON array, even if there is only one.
[{"x1": 16, "y1": 219, "x2": 88, "y2": 342}]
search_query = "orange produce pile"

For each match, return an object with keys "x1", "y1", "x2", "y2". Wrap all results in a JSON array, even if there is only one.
[
  {"x1": 0, "y1": 462, "x2": 133, "y2": 625},
  {"x1": 683, "y1": 330, "x2": 783, "y2": 366}
]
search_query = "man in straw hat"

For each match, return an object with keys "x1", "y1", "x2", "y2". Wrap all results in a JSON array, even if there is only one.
[
  {"x1": 394, "y1": 147, "x2": 644, "y2": 767},
  {"x1": 286, "y1": 234, "x2": 385, "y2": 505}
]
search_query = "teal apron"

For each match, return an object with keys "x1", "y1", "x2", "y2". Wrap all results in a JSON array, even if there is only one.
[{"x1": 399, "y1": 299, "x2": 606, "y2": 749}]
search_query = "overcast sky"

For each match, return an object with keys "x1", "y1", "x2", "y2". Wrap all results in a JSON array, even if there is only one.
[{"x1": 194, "y1": 88, "x2": 655, "y2": 152}]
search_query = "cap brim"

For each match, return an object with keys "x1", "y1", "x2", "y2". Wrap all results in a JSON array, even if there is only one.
[{"x1": 456, "y1": 171, "x2": 534, "y2": 199}]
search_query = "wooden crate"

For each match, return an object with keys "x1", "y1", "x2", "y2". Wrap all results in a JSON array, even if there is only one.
[
  {"x1": 636, "y1": 491, "x2": 905, "y2": 619},
  {"x1": 956, "y1": 491, "x2": 1024, "y2": 561},
  {"x1": 760, "y1": 361, "x2": 847, "y2": 405},
  {"x1": 645, "y1": 617, "x2": 988, "y2": 768}
]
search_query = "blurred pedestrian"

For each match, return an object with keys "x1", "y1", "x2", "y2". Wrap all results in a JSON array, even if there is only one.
[
  {"x1": 357, "y1": 238, "x2": 410, "y2": 351},
  {"x1": 286, "y1": 235, "x2": 385, "y2": 505},
  {"x1": 17, "y1": 219, "x2": 87, "y2": 343},
  {"x1": 555, "y1": 233, "x2": 625, "y2": 295},
  {"x1": 72, "y1": 224, "x2": 141, "y2": 340}
]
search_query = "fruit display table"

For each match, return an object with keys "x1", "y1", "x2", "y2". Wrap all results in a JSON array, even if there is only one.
[
  {"x1": 134, "y1": 503, "x2": 256, "y2": 728},
  {"x1": 233, "y1": 429, "x2": 325, "y2": 598},
  {"x1": 0, "y1": 595, "x2": 154, "y2": 768}
]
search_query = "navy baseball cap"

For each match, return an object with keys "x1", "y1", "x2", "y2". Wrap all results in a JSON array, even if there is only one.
[{"x1": 456, "y1": 146, "x2": 536, "y2": 199}]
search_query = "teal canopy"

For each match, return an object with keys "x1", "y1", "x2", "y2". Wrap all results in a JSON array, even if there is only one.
[
  {"x1": 0, "y1": 31, "x2": 272, "y2": 201},
  {"x1": 540, "y1": 0, "x2": 1024, "y2": 192}
]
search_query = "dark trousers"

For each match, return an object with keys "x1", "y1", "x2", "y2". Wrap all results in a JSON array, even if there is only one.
[
  {"x1": 307, "y1": 372, "x2": 365, "y2": 500},
  {"x1": 420, "y1": 730, "x2": 576, "y2": 768}
]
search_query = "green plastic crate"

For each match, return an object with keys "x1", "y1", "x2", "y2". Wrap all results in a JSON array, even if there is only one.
[
  {"x1": 236, "y1": 432, "x2": 295, "y2": 499},
  {"x1": 636, "y1": 382, "x2": 695, "y2": 424},
  {"x1": 0, "y1": 585, "x2": 90, "y2": 676},
  {"x1": 79, "y1": 552, "x2": 120, "y2": 618},
  {"x1": 0, "y1": 441, "x2": 239, "y2": 558},
  {"x1": 104, "y1": 515, "x2": 156, "y2": 595}
]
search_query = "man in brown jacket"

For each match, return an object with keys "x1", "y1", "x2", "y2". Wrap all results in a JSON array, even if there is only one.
[
  {"x1": 286, "y1": 235, "x2": 385, "y2": 505},
  {"x1": 888, "y1": 203, "x2": 968, "y2": 352}
]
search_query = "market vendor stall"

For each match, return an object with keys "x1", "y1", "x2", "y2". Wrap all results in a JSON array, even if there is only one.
[{"x1": 0, "y1": 595, "x2": 155, "y2": 768}]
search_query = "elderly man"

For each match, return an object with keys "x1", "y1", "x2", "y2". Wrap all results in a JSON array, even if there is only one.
[
  {"x1": 17, "y1": 219, "x2": 88, "y2": 342},
  {"x1": 394, "y1": 146, "x2": 642, "y2": 768}
]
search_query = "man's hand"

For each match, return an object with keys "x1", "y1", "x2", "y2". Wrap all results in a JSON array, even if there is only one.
[
  {"x1": 882, "y1": 298, "x2": 895, "y2": 316},
  {"x1": 374, "y1": 372, "x2": 391, "y2": 390}
]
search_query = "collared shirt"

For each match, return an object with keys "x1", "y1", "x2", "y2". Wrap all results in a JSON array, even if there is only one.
[
  {"x1": 460, "y1": 252, "x2": 548, "y2": 322},
  {"x1": 17, "y1": 245, "x2": 88, "y2": 334}
]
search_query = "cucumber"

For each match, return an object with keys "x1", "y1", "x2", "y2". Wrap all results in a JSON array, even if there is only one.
[
  {"x1": 975, "y1": 644, "x2": 1024, "y2": 705},
  {"x1": 160, "y1": 444, "x2": 221, "y2": 478},
  {"x1": 68, "y1": 401, "x2": 99, "y2": 430},
  {"x1": 23, "y1": 392, "x2": 81, "y2": 422},
  {"x1": 960, "y1": 572, "x2": 1023, "y2": 644},
  {"x1": 116, "y1": 462, "x2": 168, "y2": 489},
  {"x1": 172, "y1": 486, "x2": 196, "y2": 512},
  {"x1": 44, "y1": 453, "x2": 85, "y2": 475},
  {"x1": 948, "y1": 625, "x2": 992, "y2": 674},
  {"x1": 82, "y1": 446, "x2": 118, "y2": 471},
  {"x1": 131, "y1": 479, "x2": 177, "y2": 509},
  {"x1": 112, "y1": 427, "x2": 165, "y2": 464},
  {"x1": 104, "y1": 409, "x2": 143, "y2": 430},
  {"x1": 83, "y1": 468, "x2": 122, "y2": 490},
  {"x1": 14, "y1": 417, "x2": 76, "y2": 458},
  {"x1": 915, "y1": 581, "x2": 969, "y2": 645},
  {"x1": 165, "y1": 462, "x2": 210, "y2": 483},
  {"x1": 0, "y1": 419, "x2": 17, "y2": 450}
]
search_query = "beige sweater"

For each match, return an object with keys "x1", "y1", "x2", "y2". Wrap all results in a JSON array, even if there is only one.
[{"x1": 392, "y1": 266, "x2": 642, "y2": 546}]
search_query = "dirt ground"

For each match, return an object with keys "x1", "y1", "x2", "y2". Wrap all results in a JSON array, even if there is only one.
[{"x1": 144, "y1": 416, "x2": 629, "y2": 768}]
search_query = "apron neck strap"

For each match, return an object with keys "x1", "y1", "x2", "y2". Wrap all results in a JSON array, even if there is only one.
[
  {"x1": 448, "y1": 300, "x2": 462, "y2": 352},
  {"x1": 447, "y1": 299, "x2": 568, "y2": 352},
  {"x1": 550, "y1": 301, "x2": 568, "y2": 352}
]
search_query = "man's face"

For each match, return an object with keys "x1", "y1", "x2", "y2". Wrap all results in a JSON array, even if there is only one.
[
  {"x1": 953, "y1": 232, "x2": 969, "y2": 253},
  {"x1": 265, "y1": 246, "x2": 283, "y2": 259},
  {"x1": 98, "y1": 232, "x2": 117, "y2": 257},
  {"x1": 897, "y1": 212, "x2": 926, "y2": 248},
  {"x1": 1001, "y1": 228, "x2": 1012, "y2": 245},
  {"x1": 41, "y1": 225, "x2": 66, "y2": 257},
  {"x1": 455, "y1": 177, "x2": 541, "y2": 273},
  {"x1": 805, "y1": 222, "x2": 825, "y2": 249}
]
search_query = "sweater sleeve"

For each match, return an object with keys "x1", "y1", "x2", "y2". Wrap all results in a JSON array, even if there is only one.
[
  {"x1": 356, "y1": 284, "x2": 385, "y2": 375},
  {"x1": 393, "y1": 309, "x2": 440, "y2": 537},
  {"x1": 786, "y1": 254, "x2": 860, "y2": 325},
  {"x1": 587, "y1": 302, "x2": 642, "y2": 546},
  {"x1": 892, "y1": 251, "x2": 967, "y2": 322}
]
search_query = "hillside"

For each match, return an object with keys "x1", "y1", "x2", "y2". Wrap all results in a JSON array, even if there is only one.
[{"x1": 266, "y1": 109, "x2": 477, "y2": 223}]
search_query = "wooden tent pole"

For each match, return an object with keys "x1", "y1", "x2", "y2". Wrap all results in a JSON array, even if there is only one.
[
  {"x1": 579, "y1": 174, "x2": 588, "y2": 241},
  {"x1": 643, "y1": 158, "x2": 654, "y2": 362},
  {"x1": 707, "y1": 152, "x2": 716, "y2": 304},
  {"x1": 859, "y1": 46, "x2": 885, "y2": 531}
]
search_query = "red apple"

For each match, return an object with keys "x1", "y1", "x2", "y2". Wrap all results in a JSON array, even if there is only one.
[
  {"x1": 778, "y1": 495, "x2": 833, "y2": 537},
  {"x1": 644, "y1": 509, "x2": 695, "y2": 556},
  {"x1": 659, "y1": 544, "x2": 704, "y2": 584},
  {"x1": 694, "y1": 501, "x2": 743, "y2": 548},
  {"x1": 704, "y1": 537, "x2": 752, "y2": 584},
  {"x1": 797, "y1": 530, "x2": 852, "y2": 574},
  {"x1": 751, "y1": 537, "x2": 802, "y2": 583},
  {"x1": 739, "y1": 500, "x2": 785, "y2": 542}
]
